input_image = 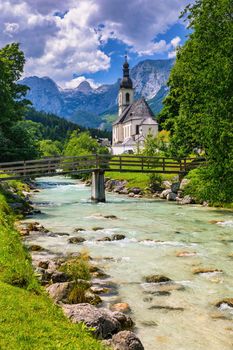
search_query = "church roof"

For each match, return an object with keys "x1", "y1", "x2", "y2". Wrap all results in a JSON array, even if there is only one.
[{"x1": 113, "y1": 97, "x2": 158, "y2": 126}]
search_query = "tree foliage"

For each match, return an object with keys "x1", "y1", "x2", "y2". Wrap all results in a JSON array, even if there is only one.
[
  {"x1": 160, "y1": 0, "x2": 233, "y2": 203},
  {"x1": 25, "y1": 108, "x2": 111, "y2": 142},
  {"x1": 0, "y1": 43, "x2": 38, "y2": 161},
  {"x1": 38, "y1": 140, "x2": 62, "y2": 157},
  {"x1": 64, "y1": 131, "x2": 109, "y2": 157}
]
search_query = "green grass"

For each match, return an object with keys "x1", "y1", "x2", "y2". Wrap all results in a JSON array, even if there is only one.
[
  {"x1": 0, "y1": 282, "x2": 106, "y2": 350},
  {"x1": 105, "y1": 171, "x2": 176, "y2": 190},
  {"x1": 0, "y1": 185, "x2": 107, "y2": 350}
]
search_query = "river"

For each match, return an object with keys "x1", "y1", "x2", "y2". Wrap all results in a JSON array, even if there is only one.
[{"x1": 25, "y1": 176, "x2": 233, "y2": 350}]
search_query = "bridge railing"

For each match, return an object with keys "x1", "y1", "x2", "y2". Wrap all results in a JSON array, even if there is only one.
[
  {"x1": 0, "y1": 155, "x2": 205, "y2": 180},
  {"x1": 0, "y1": 155, "x2": 98, "y2": 180},
  {"x1": 99, "y1": 155, "x2": 204, "y2": 174}
]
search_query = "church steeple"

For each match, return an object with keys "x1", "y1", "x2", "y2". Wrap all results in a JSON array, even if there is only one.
[
  {"x1": 118, "y1": 55, "x2": 134, "y2": 115},
  {"x1": 120, "y1": 55, "x2": 133, "y2": 89}
]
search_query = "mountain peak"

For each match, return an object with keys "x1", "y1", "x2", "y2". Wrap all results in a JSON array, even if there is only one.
[{"x1": 76, "y1": 80, "x2": 93, "y2": 94}]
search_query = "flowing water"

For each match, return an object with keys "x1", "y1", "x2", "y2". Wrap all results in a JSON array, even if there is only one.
[{"x1": 25, "y1": 176, "x2": 233, "y2": 350}]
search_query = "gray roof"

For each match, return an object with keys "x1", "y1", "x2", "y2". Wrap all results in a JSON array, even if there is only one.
[{"x1": 113, "y1": 97, "x2": 157, "y2": 126}]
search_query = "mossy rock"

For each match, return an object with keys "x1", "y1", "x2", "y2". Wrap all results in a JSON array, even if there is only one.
[
  {"x1": 29, "y1": 244, "x2": 43, "y2": 252},
  {"x1": 68, "y1": 237, "x2": 86, "y2": 244},
  {"x1": 111, "y1": 234, "x2": 126, "y2": 241},
  {"x1": 144, "y1": 274, "x2": 172, "y2": 283}
]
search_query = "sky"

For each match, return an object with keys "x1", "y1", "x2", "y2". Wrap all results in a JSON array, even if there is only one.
[{"x1": 0, "y1": 0, "x2": 191, "y2": 88}]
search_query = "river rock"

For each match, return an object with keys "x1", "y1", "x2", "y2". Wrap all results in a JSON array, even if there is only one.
[
  {"x1": 144, "y1": 274, "x2": 172, "y2": 283},
  {"x1": 104, "y1": 215, "x2": 118, "y2": 219},
  {"x1": 192, "y1": 267, "x2": 223, "y2": 275},
  {"x1": 84, "y1": 290, "x2": 102, "y2": 305},
  {"x1": 29, "y1": 244, "x2": 43, "y2": 251},
  {"x1": 18, "y1": 227, "x2": 30, "y2": 236},
  {"x1": 50, "y1": 270, "x2": 70, "y2": 283},
  {"x1": 112, "y1": 312, "x2": 134, "y2": 329},
  {"x1": 176, "y1": 251, "x2": 197, "y2": 257},
  {"x1": 92, "y1": 270, "x2": 110, "y2": 279},
  {"x1": 97, "y1": 236, "x2": 112, "y2": 242},
  {"x1": 74, "y1": 228, "x2": 85, "y2": 232},
  {"x1": 160, "y1": 189, "x2": 172, "y2": 199},
  {"x1": 90, "y1": 286, "x2": 110, "y2": 295},
  {"x1": 134, "y1": 194, "x2": 142, "y2": 199},
  {"x1": 106, "y1": 330, "x2": 144, "y2": 350},
  {"x1": 114, "y1": 185, "x2": 125, "y2": 193},
  {"x1": 38, "y1": 260, "x2": 49, "y2": 269},
  {"x1": 47, "y1": 281, "x2": 91, "y2": 303},
  {"x1": 63, "y1": 303, "x2": 122, "y2": 339},
  {"x1": 180, "y1": 195, "x2": 194, "y2": 205},
  {"x1": 119, "y1": 188, "x2": 129, "y2": 195},
  {"x1": 171, "y1": 182, "x2": 180, "y2": 193},
  {"x1": 36, "y1": 267, "x2": 53, "y2": 285},
  {"x1": 129, "y1": 187, "x2": 142, "y2": 195},
  {"x1": 92, "y1": 227, "x2": 104, "y2": 231},
  {"x1": 215, "y1": 298, "x2": 233, "y2": 308},
  {"x1": 111, "y1": 303, "x2": 131, "y2": 313},
  {"x1": 128, "y1": 193, "x2": 135, "y2": 198},
  {"x1": 162, "y1": 180, "x2": 172, "y2": 189},
  {"x1": 112, "y1": 234, "x2": 126, "y2": 241},
  {"x1": 47, "y1": 281, "x2": 75, "y2": 303},
  {"x1": 55, "y1": 232, "x2": 69, "y2": 236},
  {"x1": 68, "y1": 237, "x2": 86, "y2": 244},
  {"x1": 166, "y1": 192, "x2": 177, "y2": 201},
  {"x1": 180, "y1": 178, "x2": 190, "y2": 190}
]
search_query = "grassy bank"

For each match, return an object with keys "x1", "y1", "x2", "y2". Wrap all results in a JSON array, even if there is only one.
[
  {"x1": 0, "y1": 183, "x2": 106, "y2": 350},
  {"x1": 105, "y1": 171, "x2": 175, "y2": 190}
]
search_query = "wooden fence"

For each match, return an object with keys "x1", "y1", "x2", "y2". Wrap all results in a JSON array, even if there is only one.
[{"x1": 0, "y1": 155, "x2": 205, "y2": 181}]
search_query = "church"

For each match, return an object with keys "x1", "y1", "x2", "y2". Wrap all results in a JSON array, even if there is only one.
[{"x1": 112, "y1": 56, "x2": 158, "y2": 155}]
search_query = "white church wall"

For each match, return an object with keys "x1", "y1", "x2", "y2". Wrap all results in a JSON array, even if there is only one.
[{"x1": 141, "y1": 124, "x2": 158, "y2": 138}]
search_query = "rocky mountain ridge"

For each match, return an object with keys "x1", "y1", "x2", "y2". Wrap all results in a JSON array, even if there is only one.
[{"x1": 20, "y1": 59, "x2": 174, "y2": 128}]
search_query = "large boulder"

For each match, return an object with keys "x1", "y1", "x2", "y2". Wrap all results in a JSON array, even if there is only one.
[
  {"x1": 171, "y1": 182, "x2": 180, "y2": 193},
  {"x1": 180, "y1": 195, "x2": 195, "y2": 205},
  {"x1": 47, "y1": 281, "x2": 75, "y2": 303},
  {"x1": 180, "y1": 178, "x2": 190, "y2": 190},
  {"x1": 162, "y1": 180, "x2": 172, "y2": 189},
  {"x1": 160, "y1": 189, "x2": 171, "y2": 199},
  {"x1": 50, "y1": 270, "x2": 70, "y2": 283},
  {"x1": 107, "y1": 330, "x2": 144, "y2": 350},
  {"x1": 166, "y1": 192, "x2": 177, "y2": 201},
  {"x1": 62, "y1": 303, "x2": 133, "y2": 339},
  {"x1": 129, "y1": 187, "x2": 141, "y2": 195}
]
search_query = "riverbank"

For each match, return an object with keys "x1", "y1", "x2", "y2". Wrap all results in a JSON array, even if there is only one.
[
  {"x1": 24, "y1": 176, "x2": 233, "y2": 350},
  {"x1": 0, "y1": 181, "x2": 107, "y2": 350},
  {"x1": 86, "y1": 172, "x2": 197, "y2": 205}
]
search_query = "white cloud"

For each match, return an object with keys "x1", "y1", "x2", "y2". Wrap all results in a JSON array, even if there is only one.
[
  {"x1": 168, "y1": 50, "x2": 177, "y2": 58},
  {"x1": 0, "y1": 0, "x2": 189, "y2": 84},
  {"x1": 89, "y1": 0, "x2": 189, "y2": 53},
  {"x1": 136, "y1": 40, "x2": 169, "y2": 56},
  {"x1": 62, "y1": 76, "x2": 101, "y2": 89},
  {"x1": 171, "y1": 36, "x2": 181, "y2": 48}
]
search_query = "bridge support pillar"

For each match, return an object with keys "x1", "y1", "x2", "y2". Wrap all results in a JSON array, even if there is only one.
[{"x1": 91, "y1": 170, "x2": 105, "y2": 202}]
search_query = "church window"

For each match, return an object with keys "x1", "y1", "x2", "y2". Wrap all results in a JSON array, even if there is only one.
[
  {"x1": 136, "y1": 125, "x2": 139, "y2": 135},
  {"x1": 126, "y1": 93, "x2": 130, "y2": 103}
]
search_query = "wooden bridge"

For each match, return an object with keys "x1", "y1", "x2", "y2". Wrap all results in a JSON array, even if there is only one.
[{"x1": 0, "y1": 155, "x2": 203, "y2": 202}]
